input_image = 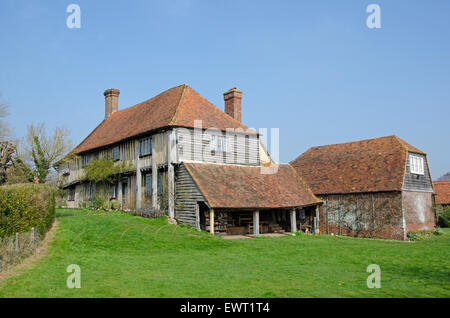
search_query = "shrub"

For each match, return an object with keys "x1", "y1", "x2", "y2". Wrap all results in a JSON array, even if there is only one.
[
  {"x1": 92, "y1": 196, "x2": 103, "y2": 209},
  {"x1": 102, "y1": 201, "x2": 112, "y2": 210},
  {"x1": 407, "y1": 229, "x2": 440, "y2": 241},
  {"x1": 437, "y1": 205, "x2": 450, "y2": 228},
  {"x1": 111, "y1": 200, "x2": 121, "y2": 210},
  {"x1": 0, "y1": 183, "x2": 56, "y2": 238},
  {"x1": 134, "y1": 205, "x2": 165, "y2": 219}
]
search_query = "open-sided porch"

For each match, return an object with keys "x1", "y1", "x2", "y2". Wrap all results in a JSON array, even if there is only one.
[
  {"x1": 181, "y1": 162, "x2": 323, "y2": 236},
  {"x1": 200, "y1": 205, "x2": 320, "y2": 236}
]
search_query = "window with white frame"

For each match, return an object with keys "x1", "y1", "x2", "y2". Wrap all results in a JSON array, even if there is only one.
[
  {"x1": 410, "y1": 155, "x2": 424, "y2": 175},
  {"x1": 210, "y1": 135, "x2": 227, "y2": 153}
]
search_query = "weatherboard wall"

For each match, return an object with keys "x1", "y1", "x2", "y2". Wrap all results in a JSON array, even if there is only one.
[
  {"x1": 403, "y1": 152, "x2": 434, "y2": 193},
  {"x1": 175, "y1": 127, "x2": 259, "y2": 165},
  {"x1": 174, "y1": 164, "x2": 206, "y2": 228}
]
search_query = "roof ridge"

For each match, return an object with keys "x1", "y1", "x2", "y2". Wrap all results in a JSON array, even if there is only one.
[
  {"x1": 73, "y1": 118, "x2": 108, "y2": 153},
  {"x1": 72, "y1": 84, "x2": 186, "y2": 154},
  {"x1": 169, "y1": 84, "x2": 188, "y2": 126},
  {"x1": 289, "y1": 135, "x2": 397, "y2": 165},
  {"x1": 186, "y1": 87, "x2": 249, "y2": 128},
  {"x1": 393, "y1": 134, "x2": 425, "y2": 154},
  {"x1": 116, "y1": 84, "x2": 186, "y2": 116},
  {"x1": 309, "y1": 135, "x2": 395, "y2": 150},
  {"x1": 392, "y1": 134, "x2": 409, "y2": 153}
]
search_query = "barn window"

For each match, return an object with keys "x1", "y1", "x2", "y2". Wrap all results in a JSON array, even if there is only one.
[
  {"x1": 112, "y1": 146, "x2": 120, "y2": 161},
  {"x1": 61, "y1": 163, "x2": 70, "y2": 176},
  {"x1": 139, "y1": 137, "x2": 152, "y2": 157},
  {"x1": 145, "y1": 174, "x2": 152, "y2": 196},
  {"x1": 68, "y1": 188, "x2": 75, "y2": 201},
  {"x1": 410, "y1": 155, "x2": 424, "y2": 175},
  {"x1": 157, "y1": 172, "x2": 162, "y2": 195},
  {"x1": 210, "y1": 134, "x2": 227, "y2": 153},
  {"x1": 81, "y1": 154, "x2": 90, "y2": 167},
  {"x1": 110, "y1": 184, "x2": 117, "y2": 199}
]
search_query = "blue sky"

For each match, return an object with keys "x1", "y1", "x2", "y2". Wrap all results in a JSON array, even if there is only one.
[{"x1": 0, "y1": 0, "x2": 449, "y2": 178}]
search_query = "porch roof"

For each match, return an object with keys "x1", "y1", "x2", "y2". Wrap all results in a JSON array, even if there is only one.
[{"x1": 183, "y1": 162, "x2": 322, "y2": 209}]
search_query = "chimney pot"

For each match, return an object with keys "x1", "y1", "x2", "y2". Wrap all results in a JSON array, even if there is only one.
[
  {"x1": 223, "y1": 87, "x2": 242, "y2": 122},
  {"x1": 104, "y1": 88, "x2": 120, "y2": 118}
]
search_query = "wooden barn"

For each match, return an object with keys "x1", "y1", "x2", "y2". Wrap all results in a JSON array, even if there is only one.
[{"x1": 290, "y1": 135, "x2": 436, "y2": 240}]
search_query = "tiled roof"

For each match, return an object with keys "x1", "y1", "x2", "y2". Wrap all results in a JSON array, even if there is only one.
[
  {"x1": 433, "y1": 181, "x2": 450, "y2": 204},
  {"x1": 290, "y1": 135, "x2": 426, "y2": 195},
  {"x1": 183, "y1": 162, "x2": 321, "y2": 209},
  {"x1": 74, "y1": 84, "x2": 253, "y2": 154}
]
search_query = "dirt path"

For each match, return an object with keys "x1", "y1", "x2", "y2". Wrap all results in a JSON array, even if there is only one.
[{"x1": 0, "y1": 220, "x2": 59, "y2": 285}]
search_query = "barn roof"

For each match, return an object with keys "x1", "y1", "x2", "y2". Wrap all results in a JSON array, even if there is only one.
[
  {"x1": 290, "y1": 135, "x2": 426, "y2": 195},
  {"x1": 183, "y1": 162, "x2": 321, "y2": 209},
  {"x1": 433, "y1": 181, "x2": 450, "y2": 205},
  {"x1": 73, "y1": 84, "x2": 253, "y2": 154}
]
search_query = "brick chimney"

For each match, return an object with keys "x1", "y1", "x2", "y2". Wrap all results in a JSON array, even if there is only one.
[
  {"x1": 104, "y1": 88, "x2": 120, "y2": 119},
  {"x1": 223, "y1": 87, "x2": 242, "y2": 122}
]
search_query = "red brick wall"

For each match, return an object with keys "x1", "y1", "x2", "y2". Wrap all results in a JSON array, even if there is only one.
[{"x1": 402, "y1": 191, "x2": 435, "y2": 233}]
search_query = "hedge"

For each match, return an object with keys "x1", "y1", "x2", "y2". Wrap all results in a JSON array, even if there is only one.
[
  {"x1": 0, "y1": 183, "x2": 56, "y2": 238},
  {"x1": 437, "y1": 205, "x2": 450, "y2": 228}
]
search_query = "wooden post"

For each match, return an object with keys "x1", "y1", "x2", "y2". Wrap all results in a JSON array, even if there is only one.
[
  {"x1": 31, "y1": 227, "x2": 35, "y2": 246},
  {"x1": 118, "y1": 182, "x2": 123, "y2": 209},
  {"x1": 371, "y1": 193, "x2": 375, "y2": 231},
  {"x1": 290, "y1": 208, "x2": 297, "y2": 233},
  {"x1": 325, "y1": 197, "x2": 329, "y2": 234},
  {"x1": 315, "y1": 205, "x2": 320, "y2": 234},
  {"x1": 15, "y1": 232, "x2": 19, "y2": 253},
  {"x1": 210, "y1": 209, "x2": 215, "y2": 234},
  {"x1": 167, "y1": 130, "x2": 176, "y2": 219},
  {"x1": 152, "y1": 137, "x2": 159, "y2": 210},
  {"x1": 136, "y1": 142, "x2": 142, "y2": 209},
  {"x1": 195, "y1": 203, "x2": 200, "y2": 230},
  {"x1": 253, "y1": 210, "x2": 260, "y2": 236}
]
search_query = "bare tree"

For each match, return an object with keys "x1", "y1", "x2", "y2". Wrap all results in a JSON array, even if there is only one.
[
  {"x1": 0, "y1": 141, "x2": 15, "y2": 184},
  {"x1": 0, "y1": 94, "x2": 11, "y2": 141},
  {"x1": 0, "y1": 94, "x2": 15, "y2": 184},
  {"x1": 23, "y1": 123, "x2": 72, "y2": 183}
]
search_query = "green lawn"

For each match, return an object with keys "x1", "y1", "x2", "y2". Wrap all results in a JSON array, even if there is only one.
[{"x1": 0, "y1": 208, "x2": 449, "y2": 297}]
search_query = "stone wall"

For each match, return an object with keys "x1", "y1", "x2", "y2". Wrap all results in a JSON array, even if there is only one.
[{"x1": 319, "y1": 192, "x2": 405, "y2": 240}]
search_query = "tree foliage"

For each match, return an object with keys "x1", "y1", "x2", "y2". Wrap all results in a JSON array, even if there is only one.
[
  {"x1": 23, "y1": 123, "x2": 72, "y2": 183},
  {"x1": 82, "y1": 158, "x2": 133, "y2": 184},
  {"x1": 5, "y1": 155, "x2": 34, "y2": 184}
]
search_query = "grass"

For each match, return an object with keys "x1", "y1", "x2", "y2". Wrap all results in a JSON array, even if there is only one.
[{"x1": 0, "y1": 208, "x2": 449, "y2": 297}]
